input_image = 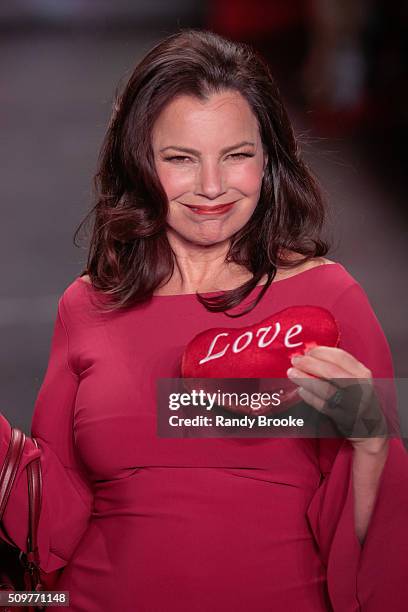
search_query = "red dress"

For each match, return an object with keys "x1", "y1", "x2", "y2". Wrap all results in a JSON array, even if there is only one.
[{"x1": 1, "y1": 263, "x2": 407, "y2": 611}]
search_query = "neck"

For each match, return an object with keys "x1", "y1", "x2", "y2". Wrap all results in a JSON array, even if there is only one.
[{"x1": 156, "y1": 229, "x2": 261, "y2": 295}]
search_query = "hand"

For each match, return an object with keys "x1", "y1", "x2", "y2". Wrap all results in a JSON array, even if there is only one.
[{"x1": 287, "y1": 346, "x2": 389, "y2": 454}]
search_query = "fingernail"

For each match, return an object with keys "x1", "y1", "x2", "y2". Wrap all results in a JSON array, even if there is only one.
[{"x1": 291, "y1": 356, "x2": 301, "y2": 364}]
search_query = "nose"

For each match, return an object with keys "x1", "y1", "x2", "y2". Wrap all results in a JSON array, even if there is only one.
[{"x1": 194, "y1": 158, "x2": 226, "y2": 200}]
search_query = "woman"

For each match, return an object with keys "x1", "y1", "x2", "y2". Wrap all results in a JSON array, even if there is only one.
[{"x1": 0, "y1": 29, "x2": 407, "y2": 612}]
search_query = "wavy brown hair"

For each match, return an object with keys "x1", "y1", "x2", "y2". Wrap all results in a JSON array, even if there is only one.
[{"x1": 74, "y1": 28, "x2": 329, "y2": 317}]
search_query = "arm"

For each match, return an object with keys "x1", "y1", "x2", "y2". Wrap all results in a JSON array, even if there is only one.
[
  {"x1": 290, "y1": 342, "x2": 394, "y2": 545},
  {"x1": 331, "y1": 282, "x2": 401, "y2": 548},
  {"x1": 352, "y1": 438, "x2": 389, "y2": 544},
  {"x1": 0, "y1": 294, "x2": 93, "y2": 573},
  {"x1": 303, "y1": 281, "x2": 408, "y2": 610}
]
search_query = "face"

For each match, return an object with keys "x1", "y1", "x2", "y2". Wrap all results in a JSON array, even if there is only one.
[{"x1": 152, "y1": 90, "x2": 268, "y2": 246}]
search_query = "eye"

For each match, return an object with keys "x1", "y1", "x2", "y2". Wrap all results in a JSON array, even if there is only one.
[
  {"x1": 228, "y1": 153, "x2": 255, "y2": 160},
  {"x1": 164, "y1": 155, "x2": 192, "y2": 163}
]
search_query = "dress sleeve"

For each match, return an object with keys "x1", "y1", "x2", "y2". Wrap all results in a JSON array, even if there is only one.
[
  {"x1": 306, "y1": 281, "x2": 408, "y2": 611},
  {"x1": 0, "y1": 293, "x2": 93, "y2": 574}
]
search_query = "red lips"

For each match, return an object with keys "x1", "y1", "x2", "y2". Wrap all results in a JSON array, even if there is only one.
[
  {"x1": 181, "y1": 305, "x2": 340, "y2": 415},
  {"x1": 183, "y1": 201, "x2": 236, "y2": 215}
]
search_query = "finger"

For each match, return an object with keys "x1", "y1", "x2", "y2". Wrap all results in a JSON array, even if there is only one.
[
  {"x1": 303, "y1": 346, "x2": 372, "y2": 378},
  {"x1": 287, "y1": 367, "x2": 317, "y2": 381},
  {"x1": 287, "y1": 368, "x2": 339, "y2": 401},
  {"x1": 290, "y1": 354, "x2": 351, "y2": 382}
]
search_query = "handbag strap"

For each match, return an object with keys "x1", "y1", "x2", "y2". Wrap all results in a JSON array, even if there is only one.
[
  {"x1": 25, "y1": 439, "x2": 42, "y2": 566},
  {"x1": 0, "y1": 428, "x2": 26, "y2": 520},
  {"x1": 0, "y1": 427, "x2": 42, "y2": 568}
]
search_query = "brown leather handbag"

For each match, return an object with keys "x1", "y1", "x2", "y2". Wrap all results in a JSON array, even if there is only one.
[{"x1": 0, "y1": 427, "x2": 46, "y2": 612}]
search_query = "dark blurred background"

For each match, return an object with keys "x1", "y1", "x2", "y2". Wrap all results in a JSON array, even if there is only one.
[{"x1": 1, "y1": 0, "x2": 407, "y2": 433}]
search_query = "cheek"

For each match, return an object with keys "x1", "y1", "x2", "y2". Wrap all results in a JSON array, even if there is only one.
[
  {"x1": 156, "y1": 165, "x2": 192, "y2": 200},
  {"x1": 225, "y1": 164, "x2": 263, "y2": 195}
]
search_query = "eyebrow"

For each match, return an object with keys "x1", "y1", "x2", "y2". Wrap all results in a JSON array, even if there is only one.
[{"x1": 159, "y1": 141, "x2": 256, "y2": 155}]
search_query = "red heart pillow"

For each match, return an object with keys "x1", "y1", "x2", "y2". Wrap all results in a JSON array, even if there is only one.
[{"x1": 181, "y1": 306, "x2": 340, "y2": 416}]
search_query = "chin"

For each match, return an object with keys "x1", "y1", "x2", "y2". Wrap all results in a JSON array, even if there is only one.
[
  {"x1": 167, "y1": 213, "x2": 255, "y2": 247},
  {"x1": 186, "y1": 233, "x2": 231, "y2": 247},
  {"x1": 167, "y1": 224, "x2": 233, "y2": 246}
]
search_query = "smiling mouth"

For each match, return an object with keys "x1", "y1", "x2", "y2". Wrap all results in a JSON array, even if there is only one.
[{"x1": 181, "y1": 201, "x2": 237, "y2": 215}]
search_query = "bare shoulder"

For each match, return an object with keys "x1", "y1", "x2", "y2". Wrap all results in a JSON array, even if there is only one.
[
  {"x1": 276, "y1": 251, "x2": 336, "y2": 279},
  {"x1": 79, "y1": 274, "x2": 92, "y2": 285},
  {"x1": 308, "y1": 257, "x2": 336, "y2": 267}
]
